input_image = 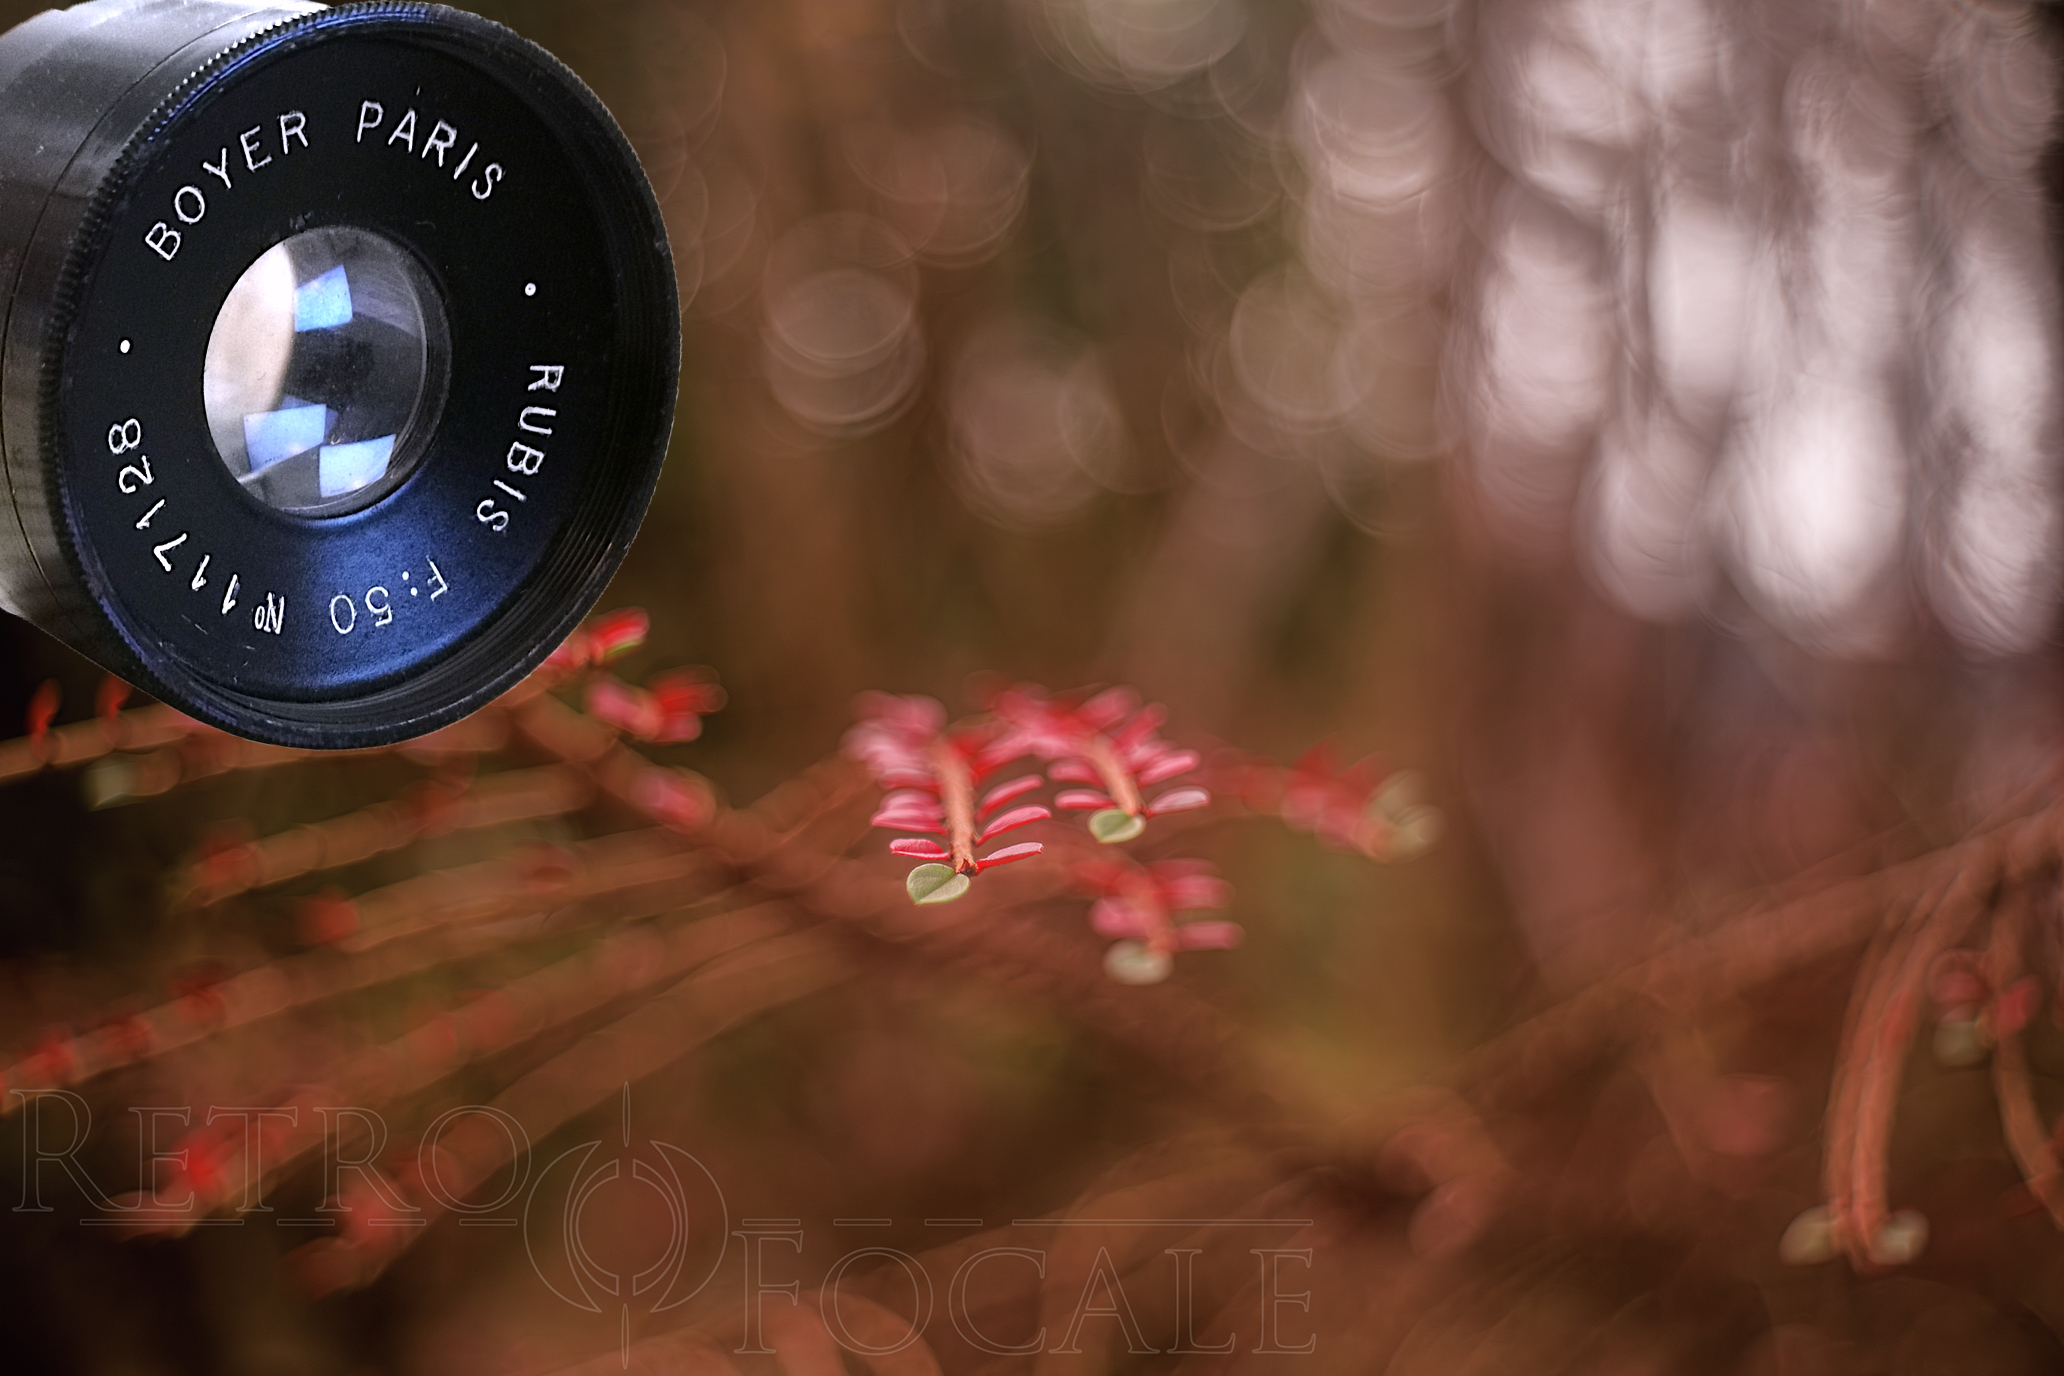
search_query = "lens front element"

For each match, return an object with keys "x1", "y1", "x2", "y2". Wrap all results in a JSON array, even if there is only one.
[{"x1": 203, "y1": 227, "x2": 448, "y2": 517}]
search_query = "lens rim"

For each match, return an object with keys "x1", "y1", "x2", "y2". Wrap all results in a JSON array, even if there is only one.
[{"x1": 25, "y1": 3, "x2": 679, "y2": 747}]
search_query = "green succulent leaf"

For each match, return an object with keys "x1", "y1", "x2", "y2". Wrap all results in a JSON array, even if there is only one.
[
  {"x1": 1931, "y1": 1015, "x2": 1986, "y2": 1068},
  {"x1": 1104, "y1": 940, "x2": 1173, "y2": 985},
  {"x1": 1088, "y1": 808, "x2": 1146, "y2": 844},
  {"x1": 906, "y1": 863, "x2": 971, "y2": 905}
]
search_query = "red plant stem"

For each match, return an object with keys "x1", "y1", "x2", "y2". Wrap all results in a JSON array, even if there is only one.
[
  {"x1": 1083, "y1": 737, "x2": 1143, "y2": 816},
  {"x1": 0, "y1": 704, "x2": 200, "y2": 780},
  {"x1": 1820, "y1": 881, "x2": 1940, "y2": 1253},
  {"x1": 175, "y1": 765, "x2": 590, "y2": 907},
  {"x1": 1839, "y1": 856, "x2": 1996, "y2": 1264},
  {"x1": 1987, "y1": 890, "x2": 2064, "y2": 1223},
  {"x1": 280, "y1": 927, "x2": 849, "y2": 1289},
  {"x1": 931, "y1": 738, "x2": 979, "y2": 872},
  {"x1": 1120, "y1": 872, "x2": 1173, "y2": 953},
  {"x1": 126, "y1": 909, "x2": 818, "y2": 1243},
  {"x1": 1, "y1": 756, "x2": 876, "y2": 1108}
]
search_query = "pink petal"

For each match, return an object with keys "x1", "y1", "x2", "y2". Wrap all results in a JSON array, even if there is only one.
[
  {"x1": 873, "y1": 814, "x2": 946, "y2": 834},
  {"x1": 978, "y1": 774, "x2": 1045, "y2": 815},
  {"x1": 586, "y1": 679, "x2": 658, "y2": 737},
  {"x1": 1079, "y1": 687, "x2": 1140, "y2": 730},
  {"x1": 872, "y1": 803, "x2": 944, "y2": 827},
  {"x1": 888, "y1": 839, "x2": 950, "y2": 860},
  {"x1": 589, "y1": 608, "x2": 651, "y2": 659},
  {"x1": 1110, "y1": 703, "x2": 1167, "y2": 753},
  {"x1": 1090, "y1": 897, "x2": 1151, "y2": 939},
  {"x1": 1161, "y1": 876, "x2": 1232, "y2": 910},
  {"x1": 1145, "y1": 786, "x2": 1211, "y2": 816},
  {"x1": 974, "y1": 841, "x2": 1043, "y2": 871},
  {"x1": 1316, "y1": 811, "x2": 1360, "y2": 849},
  {"x1": 1175, "y1": 921, "x2": 1243, "y2": 951},
  {"x1": 1280, "y1": 789, "x2": 1326, "y2": 830},
  {"x1": 1136, "y1": 749, "x2": 1201, "y2": 786},
  {"x1": 877, "y1": 768, "x2": 936, "y2": 791},
  {"x1": 1048, "y1": 759, "x2": 1101, "y2": 785},
  {"x1": 853, "y1": 692, "x2": 946, "y2": 738},
  {"x1": 632, "y1": 769, "x2": 710, "y2": 832},
  {"x1": 872, "y1": 799, "x2": 942, "y2": 818},
  {"x1": 978, "y1": 805, "x2": 1052, "y2": 843},
  {"x1": 1054, "y1": 789, "x2": 1114, "y2": 811},
  {"x1": 872, "y1": 801, "x2": 944, "y2": 824},
  {"x1": 651, "y1": 712, "x2": 705, "y2": 744}
]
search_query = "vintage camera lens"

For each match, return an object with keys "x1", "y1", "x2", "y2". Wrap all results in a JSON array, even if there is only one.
[{"x1": 0, "y1": 0, "x2": 679, "y2": 747}]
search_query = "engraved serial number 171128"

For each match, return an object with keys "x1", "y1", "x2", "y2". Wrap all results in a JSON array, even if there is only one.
[{"x1": 105, "y1": 416, "x2": 283, "y2": 634}]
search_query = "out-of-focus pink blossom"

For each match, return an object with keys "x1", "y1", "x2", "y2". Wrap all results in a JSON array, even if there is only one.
[
  {"x1": 543, "y1": 607, "x2": 651, "y2": 679},
  {"x1": 1924, "y1": 948, "x2": 2043, "y2": 1067},
  {"x1": 1074, "y1": 857, "x2": 1242, "y2": 983},
  {"x1": 584, "y1": 669, "x2": 727, "y2": 743},
  {"x1": 631, "y1": 768, "x2": 714, "y2": 834},
  {"x1": 1280, "y1": 743, "x2": 1440, "y2": 860}
]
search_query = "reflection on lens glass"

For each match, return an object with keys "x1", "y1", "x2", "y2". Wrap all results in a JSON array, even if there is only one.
[{"x1": 203, "y1": 227, "x2": 448, "y2": 517}]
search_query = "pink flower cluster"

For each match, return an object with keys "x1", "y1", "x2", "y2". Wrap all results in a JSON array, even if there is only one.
[
  {"x1": 845, "y1": 684, "x2": 1246, "y2": 976},
  {"x1": 986, "y1": 685, "x2": 1209, "y2": 844},
  {"x1": 1076, "y1": 858, "x2": 1242, "y2": 984},
  {"x1": 844, "y1": 693, "x2": 1049, "y2": 904}
]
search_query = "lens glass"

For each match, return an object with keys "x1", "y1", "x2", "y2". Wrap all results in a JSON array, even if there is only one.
[{"x1": 203, "y1": 227, "x2": 448, "y2": 516}]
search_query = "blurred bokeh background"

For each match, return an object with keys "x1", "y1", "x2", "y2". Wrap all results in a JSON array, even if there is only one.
[{"x1": 3, "y1": 0, "x2": 2064, "y2": 1371}]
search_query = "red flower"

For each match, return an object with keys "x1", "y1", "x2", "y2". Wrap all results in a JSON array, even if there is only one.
[
  {"x1": 988, "y1": 684, "x2": 1209, "y2": 844},
  {"x1": 846, "y1": 693, "x2": 1048, "y2": 904}
]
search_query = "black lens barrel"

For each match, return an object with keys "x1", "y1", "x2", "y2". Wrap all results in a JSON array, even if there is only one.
[{"x1": 0, "y1": 0, "x2": 678, "y2": 747}]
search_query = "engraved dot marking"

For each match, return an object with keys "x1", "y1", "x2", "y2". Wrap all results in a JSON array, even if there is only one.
[
  {"x1": 524, "y1": 283, "x2": 536, "y2": 297},
  {"x1": 119, "y1": 340, "x2": 131, "y2": 354}
]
